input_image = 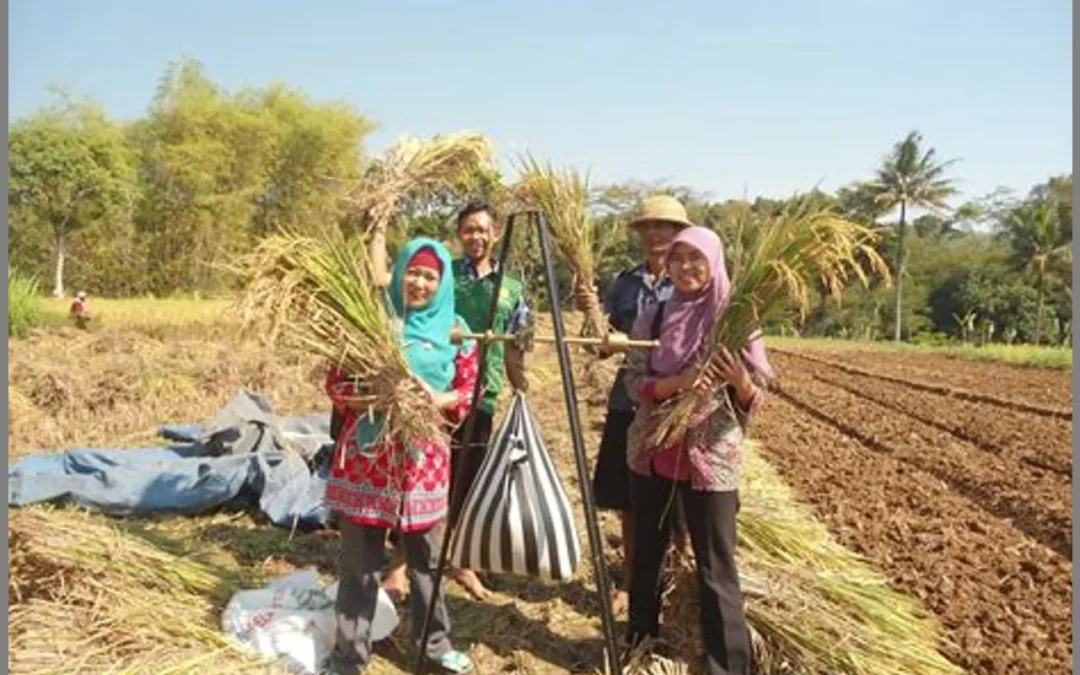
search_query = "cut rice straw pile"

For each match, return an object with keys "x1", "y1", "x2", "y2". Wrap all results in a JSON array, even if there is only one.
[
  {"x1": 347, "y1": 131, "x2": 495, "y2": 232},
  {"x1": 513, "y1": 153, "x2": 607, "y2": 338},
  {"x1": 9, "y1": 507, "x2": 279, "y2": 675},
  {"x1": 233, "y1": 223, "x2": 447, "y2": 454},
  {"x1": 649, "y1": 442, "x2": 963, "y2": 675},
  {"x1": 646, "y1": 195, "x2": 891, "y2": 448}
]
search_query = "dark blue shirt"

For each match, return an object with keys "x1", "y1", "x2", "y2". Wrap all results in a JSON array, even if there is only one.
[{"x1": 605, "y1": 264, "x2": 674, "y2": 411}]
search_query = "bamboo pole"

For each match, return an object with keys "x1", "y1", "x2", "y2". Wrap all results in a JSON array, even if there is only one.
[{"x1": 449, "y1": 328, "x2": 658, "y2": 351}]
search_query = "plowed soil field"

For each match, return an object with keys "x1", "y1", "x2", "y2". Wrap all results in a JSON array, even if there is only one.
[
  {"x1": 755, "y1": 348, "x2": 1073, "y2": 675},
  {"x1": 786, "y1": 346, "x2": 1073, "y2": 409}
]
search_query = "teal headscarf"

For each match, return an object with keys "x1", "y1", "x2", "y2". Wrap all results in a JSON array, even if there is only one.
[
  {"x1": 388, "y1": 237, "x2": 458, "y2": 392},
  {"x1": 354, "y1": 237, "x2": 457, "y2": 451}
]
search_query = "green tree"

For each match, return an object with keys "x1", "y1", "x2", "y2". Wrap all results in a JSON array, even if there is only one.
[
  {"x1": 870, "y1": 131, "x2": 959, "y2": 341},
  {"x1": 9, "y1": 94, "x2": 136, "y2": 297},
  {"x1": 835, "y1": 180, "x2": 887, "y2": 225},
  {"x1": 133, "y1": 59, "x2": 274, "y2": 293},
  {"x1": 132, "y1": 59, "x2": 372, "y2": 294},
  {"x1": 1001, "y1": 200, "x2": 1072, "y2": 343},
  {"x1": 950, "y1": 201, "x2": 984, "y2": 233},
  {"x1": 249, "y1": 82, "x2": 373, "y2": 237}
]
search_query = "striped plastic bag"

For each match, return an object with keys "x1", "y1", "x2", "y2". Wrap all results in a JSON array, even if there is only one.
[{"x1": 449, "y1": 391, "x2": 582, "y2": 581}]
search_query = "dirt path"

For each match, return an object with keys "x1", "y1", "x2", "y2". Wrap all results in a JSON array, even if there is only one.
[{"x1": 753, "y1": 395, "x2": 1073, "y2": 675}]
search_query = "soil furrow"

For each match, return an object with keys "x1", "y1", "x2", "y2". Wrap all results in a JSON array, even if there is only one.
[
  {"x1": 774, "y1": 348, "x2": 1072, "y2": 420},
  {"x1": 1021, "y1": 455, "x2": 1072, "y2": 477},
  {"x1": 787, "y1": 355, "x2": 1074, "y2": 475},
  {"x1": 810, "y1": 370, "x2": 1008, "y2": 454},
  {"x1": 753, "y1": 396, "x2": 1073, "y2": 675},
  {"x1": 772, "y1": 372, "x2": 1072, "y2": 560},
  {"x1": 788, "y1": 347, "x2": 1072, "y2": 409}
]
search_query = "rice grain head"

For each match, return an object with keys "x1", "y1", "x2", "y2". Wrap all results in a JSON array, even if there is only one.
[
  {"x1": 347, "y1": 131, "x2": 496, "y2": 232},
  {"x1": 512, "y1": 153, "x2": 608, "y2": 338},
  {"x1": 231, "y1": 221, "x2": 447, "y2": 453}
]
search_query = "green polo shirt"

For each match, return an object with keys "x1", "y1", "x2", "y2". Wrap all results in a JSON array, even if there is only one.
[{"x1": 452, "y1": 258, "x2": 529, "y2": 414}]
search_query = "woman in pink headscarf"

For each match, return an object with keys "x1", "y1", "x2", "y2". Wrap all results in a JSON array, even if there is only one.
[{"x1": 622, "y1": 225, "x2": 773, "y2": 675}]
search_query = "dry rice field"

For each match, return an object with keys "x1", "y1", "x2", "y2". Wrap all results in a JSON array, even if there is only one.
[{"x1": 7, "y1": 311, "x2": 1073, "y2": 675}]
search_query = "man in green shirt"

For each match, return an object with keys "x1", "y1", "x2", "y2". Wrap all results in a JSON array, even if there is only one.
[{"x1": 447, "y1": 200, "x2": 531, "y2": 600}]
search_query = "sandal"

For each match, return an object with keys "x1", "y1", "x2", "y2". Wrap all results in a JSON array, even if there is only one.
[{"x1": 433, "y1": 650, "x2": 474, "y2": 674}]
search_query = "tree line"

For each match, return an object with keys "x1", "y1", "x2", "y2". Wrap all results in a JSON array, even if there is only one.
[{"x1": 9, "y1": 58, "x2": 1072, "y2": 346}]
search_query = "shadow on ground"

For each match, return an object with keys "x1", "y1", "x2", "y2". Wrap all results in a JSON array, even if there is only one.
[{"x1": 375, "y1": 594, "x2": 607, "y2": 674}]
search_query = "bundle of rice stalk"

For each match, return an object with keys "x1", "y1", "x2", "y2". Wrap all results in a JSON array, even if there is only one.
[
  {"x1": 646, "y1": 197, "x2": 890, "y2": 448},
  {"x1": 621, "y1": 637, "x2": 689, "y2": 675},
  {"x1": 737, "y1": 440, "x2": 873, "y2": 572},
  {"x1": 741, "y1": 444, "x2": 960, "y2": 674},
  {"x1": 234, "y1": 223, "x2": 447, "y2": 453},
  {"x1": 742, "y1": 565, "x2": 961, "y2": 675},
  {"x1": 347, "y1": 131, "x2": 495, "y2": 232},
  {"x1": 512, "y1": 153, "x2": 607, "y2": 338},
  {"x1": 10, "y1": 507, "x2": 276, "y2": 674},
  {"x1": 660, "y1": 443, "x2": 962, "y2": 675}
]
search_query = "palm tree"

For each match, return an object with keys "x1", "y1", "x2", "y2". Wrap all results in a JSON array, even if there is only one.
[
  {"x1": 1003, "y1": 201, "x2": 1072, "y2": 343},
  {"x1": 871, "y1": 131, "x2": 959, "y2": 341}
]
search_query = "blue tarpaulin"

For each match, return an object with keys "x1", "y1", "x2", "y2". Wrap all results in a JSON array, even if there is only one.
[{"x1": 8, "y1": 390, "x2": 336, "y2": 529}]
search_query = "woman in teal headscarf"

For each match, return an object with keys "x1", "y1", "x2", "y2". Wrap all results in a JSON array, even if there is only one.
[{"x1": 325, "y1": 238, "x2": 479, "y2": 675}]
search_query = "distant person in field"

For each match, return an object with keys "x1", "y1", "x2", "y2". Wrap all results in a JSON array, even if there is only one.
[
  {"x1": 574, "y1": 194, "x2": 694, "y2": 617},
  {"x1": 70, "y1": 292, "x2": 91, "y2": 330},
  {"x1": 623, "y1": 225, "x2": 773, "y2": 675},
  {"x1": 325, "y1": 238, "x2": 478, "y2": 675}
]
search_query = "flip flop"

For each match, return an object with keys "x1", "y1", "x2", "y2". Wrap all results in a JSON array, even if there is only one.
[{"x1": 433, "y1": 650, "x2": 474, "y2": 674}]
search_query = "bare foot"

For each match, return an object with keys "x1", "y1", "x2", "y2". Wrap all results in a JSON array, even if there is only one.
[
  {"x1": 673, "y1": 545, "x2": 695, "y2": 569},
  {"x1": 382, "y1": 563, "x2": 408, "y2": 602},
  {"x1": 450, "y1": 567, "x2": 491, "y2": 601},
  {"x1": 611, "y1": 589, "x2": 629, "y2": 617},
  {"x1": 671, "y1": 532, "x2": 694, "y2": 568}
]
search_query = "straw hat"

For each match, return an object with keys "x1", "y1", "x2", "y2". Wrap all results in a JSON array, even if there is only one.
[{"x1": 628, "y1": 195, "x2": 695, "y2": 229}]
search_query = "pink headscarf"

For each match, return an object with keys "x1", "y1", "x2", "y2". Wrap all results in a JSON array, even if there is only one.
[{"x1": 636, "y1": 226, "x2": 774, "y2": 380}]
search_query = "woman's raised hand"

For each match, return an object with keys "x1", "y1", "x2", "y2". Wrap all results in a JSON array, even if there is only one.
[{"x1": 695, "y1": 347, "x2": 753, "y2": 397}]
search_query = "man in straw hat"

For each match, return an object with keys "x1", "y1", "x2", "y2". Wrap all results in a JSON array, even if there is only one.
[{"x1": 575, "y1": 194, "x2": 694, "y2": 617}]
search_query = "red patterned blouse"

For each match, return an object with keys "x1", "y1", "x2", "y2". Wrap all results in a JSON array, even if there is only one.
[{"x1": 324, "y1": 338, "x2": 479, "y2": 532}]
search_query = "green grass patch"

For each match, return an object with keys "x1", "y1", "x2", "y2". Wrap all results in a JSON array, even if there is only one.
[
  {"x1": 768, "y1": 335, "x2": 1072, "y2": 370},
  {"x1": 8, "y1": 269, "x2": 43, "y2": 337}
]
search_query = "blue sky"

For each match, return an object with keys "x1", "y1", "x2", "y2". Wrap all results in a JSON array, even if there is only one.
[{"x1": 9, "y1": 0, "x2": 1072, "y2": 203}]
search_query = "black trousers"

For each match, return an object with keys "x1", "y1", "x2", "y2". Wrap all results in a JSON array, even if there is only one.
[
  {"x1": 592, "y1": 408, "x2": 688, "y2": 536},
  {"x1": 628, "y1": 472, "x2": 753, "y2": 675},
  {"x1": 448, "y1": 407, "x2": 494, "y2": 524}
]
